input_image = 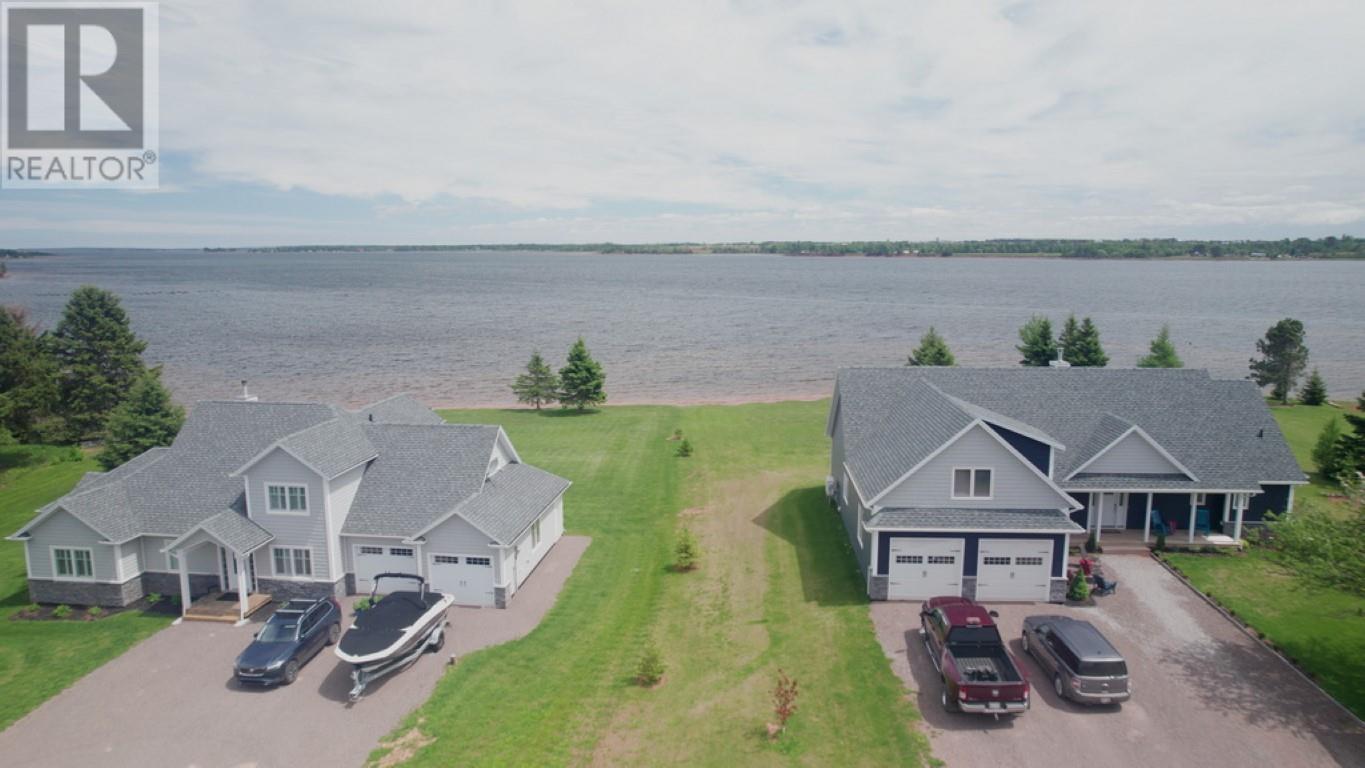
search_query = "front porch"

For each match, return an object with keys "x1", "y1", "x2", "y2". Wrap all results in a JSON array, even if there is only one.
[
  {"x1": 184, "y1": 591, "x2": 273, "y2": 623},
  {"x1": 1077, "y1": 489, "x2": 1263, "y2": 552},
  {"x1": 1091, "y1": 528, "x2": 1244, "y2": 555}
]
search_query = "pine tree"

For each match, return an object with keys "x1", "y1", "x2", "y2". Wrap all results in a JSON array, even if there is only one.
[
  {"x1": 0, "y1": 306, "x2": 59, "y2": 441},
  {"x1": 1017, "y1": 316, "x2": 1057, "y2": 367},
  {"x1": 907, "y1": 326, "x2": 955, "y2": 366},
  {"x1": 558, "y1": 337, "x2": 606, "y2": 411},
  {"x1": 1249, "y1": 318, "x2": 1308, "y2": 404},
  {"x1": 1338, "y1": 391, "x2": 1365, "y2": 473},
  {"x1": 97, "y1": 367, "x2": 184, "y2": 470},
  {"x1": 1064, "y1": 316, "x2": 1109, "y2": 367},
  {"x1": 1137, "y1": 325, "x2": 1183, "y2": 368},
  {"x1": 510, "y1": 351, "x2": 559, "y2": 410},
  {"x1": 1312, "y1": 419, "x2": 1346, "y2": 481},
  {"x1": 51, "y1": 286, "x2": 147, "y2": 440},
  {"x1": 1299, "y1": 369, "x2": 1327, "y2": 406}
]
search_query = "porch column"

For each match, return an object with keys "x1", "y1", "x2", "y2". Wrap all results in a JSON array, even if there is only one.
[
  {"x1": 1143, "y1": 493, "x2": 1153, "y2": 543},
  {"x1": 1188, "y1": 494, "x2": 1197, "y2": 544},
  {"x1": 1223, "y1": 495, "x2": 1231, "y2": 535},
  {"x1": 1093, "y1": 493, "x2": 1102, "y2": 546},
  {"x1": 1286, "y1": 486, "x2": 1296, "y2": 516},
  {"x1": 177, "y1": 551, "x2": 191, "y2": 617},
  {"x1": 235, "y1": 552, "x2": 249, "y2": 623},
  {"x1": 1232, "y1": 493, "x2": 1246, "y2": 542},
  {"x1": 216, "y1": 545, "x2": 226, "y2": 592}
]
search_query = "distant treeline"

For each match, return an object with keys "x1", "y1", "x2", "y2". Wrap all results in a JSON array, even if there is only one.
[
  {"x1": 205, "y1": 236, "x2": 1365, "y2": 259},
  {"x1": 0, "y1": 249, "x2": 49, "y2": 257}
]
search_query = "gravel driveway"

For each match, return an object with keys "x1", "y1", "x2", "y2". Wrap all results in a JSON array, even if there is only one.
[
  {"x1": 0, "y1": 535, "x2": 589, "y2": 768},
  {"x1": 871, "y1": 555, "x2": 1365, "y2": 768}
]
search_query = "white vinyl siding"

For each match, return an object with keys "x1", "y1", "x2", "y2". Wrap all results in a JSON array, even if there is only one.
[
  {"x1": 245, "y1": 448, "x2": 332, "y2": 579},
  {"x1": 142, "y1": 535, "x2": 218, "y2": 573},
  {"x1": 23, "y1": 509, "x2": 117, "y2": 582},
  {"x1": 1082, "y1": 431, "x2": 1187, "y2": 476},
  {"x1": 117, "y1": 539, "x2": 142, "y2": 579},
  {"x1": 879, "y1": 424, "x2": 1069, "y2": 509}
]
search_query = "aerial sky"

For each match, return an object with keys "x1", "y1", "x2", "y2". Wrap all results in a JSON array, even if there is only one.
[{"x1": 3, "y1": 1, "x2": 1365, "y2": 248}]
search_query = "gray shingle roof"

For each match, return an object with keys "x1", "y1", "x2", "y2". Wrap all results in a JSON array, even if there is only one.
[
  {"x1": 276, "y1": 417, "x2": 378, "y2": 478},
  {"x1": 175, "y1": 510, "x2": 274, "y2": 554},
  {"x1": 451, "y1": 463, "x2": 571, "y2": 544},
  {"x1": 867, "y1": 507, "x2": 1083, "y2": 532},
  {"x1": 1065, "y1": 473, "x2": 1201, "y2": 490},
  {"x1": 339, "y1": 424, "x2": 499, "y2": 538},
  {"x1": 834, "y1": 368, "x2": 1304, "y2": 499},
  {"x1": 351, "y1": 394, "x2": 445, "y2": 425}
]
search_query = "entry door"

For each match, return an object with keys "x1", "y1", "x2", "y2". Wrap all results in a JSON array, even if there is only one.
[
  {"x1": 886, "y1": 538, "x2": 964, "y2": 600},
  {"x1": 1100, "y1": 493, "x2": 1127, "y2": 529}
]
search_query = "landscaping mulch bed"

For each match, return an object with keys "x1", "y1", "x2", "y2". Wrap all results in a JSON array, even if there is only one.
[{"x1": 9, "y1": 595, "x2": 181, "y2": 622}]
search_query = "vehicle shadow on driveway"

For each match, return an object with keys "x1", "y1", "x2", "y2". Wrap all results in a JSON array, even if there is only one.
[{"x1": 902, "y1": 629, "x2": 1020, "y2": 732}]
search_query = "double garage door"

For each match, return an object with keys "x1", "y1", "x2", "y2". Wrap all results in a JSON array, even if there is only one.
[{"x1": 886, "y1": 537, "x2": 1052, "y2": 602}]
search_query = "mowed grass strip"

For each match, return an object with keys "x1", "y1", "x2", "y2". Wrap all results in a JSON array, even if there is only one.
[
  {"x1": 1268, "y1": 402, "x2": 1353, "y2": 507},
  {"x1": 0, "y1": 446, "x2": 172, "y2": 731},
  {"x1": 1164, "y1": 551, "x2": 1365, "y2": 719},
  {"x1": 383, "y1": 402, "x2": 930, "y2": 767}
]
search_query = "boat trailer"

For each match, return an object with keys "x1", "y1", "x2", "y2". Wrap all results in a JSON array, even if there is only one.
[{"x1": 347, "y1": 618, "x2": 447, "y2": 702}]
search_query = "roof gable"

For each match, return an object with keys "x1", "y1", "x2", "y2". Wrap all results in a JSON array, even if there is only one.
[{"x1": 1067, "y1": 424, "x2": 1195, "y2": 480}]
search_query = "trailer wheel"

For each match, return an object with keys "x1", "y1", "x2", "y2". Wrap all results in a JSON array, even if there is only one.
[{"x1": 428, "y1": 626, "x2": 445, "y2": 653}]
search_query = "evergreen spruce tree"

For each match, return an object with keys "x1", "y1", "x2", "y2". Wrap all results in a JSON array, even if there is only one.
[
  {"x1": 1017, "y1": 316, "x2": 1057, "y2": 367},
  {"x1": 1299, "y1": 369, "x2": 1327, "y2": 406},
  {"x1": 906, "y1": 326, "x2": 956, "y2": 366},
  {"x1": 1249, "y1": 318, "x2": 1308, "y2": 404},
  {"x1": 1137, "y1": 325, "x2": 1183, "y2": 368},
  {"x1": 1312, "y1": 419, "x2": 1345, "y2": 482},
  {"x1": 0, "y1": 306, "x2": 59, "y2": 441},
  {"x1": 51, "y1": 286, "x2": 147, "y2": 439},
  {"x1": 97, "y1": 367, "x2": 184, "y2": 470},
  {"x1": 1338, "y1": 391, "x2": 1365, "y2": 473},
  {"x1": 558, "y1": 337, "x2": 606, "y2": 411},
  {"x1": 510, "y1": 351, "x2": 559, "y2": 410},
  {"x1": 1064, "y1": 316, "x2": 1109, "y2": 367}
]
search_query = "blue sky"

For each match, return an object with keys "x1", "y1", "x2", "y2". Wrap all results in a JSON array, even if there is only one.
[{"x1": 3, "y1": 1, "x2": 1365, "y2": 248}]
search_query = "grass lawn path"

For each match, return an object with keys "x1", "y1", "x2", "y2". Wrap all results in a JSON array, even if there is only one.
[{"x1": 381, "y1": 403, "x2": 930, "y2": 767}]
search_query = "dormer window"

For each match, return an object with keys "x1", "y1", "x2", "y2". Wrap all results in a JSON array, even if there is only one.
[
  {"x1": 267, "y1": 483, "x2": 308, "y2": 514},
  {"x1": 952, "y1": 468, "x2": 993, "y2": 500}
]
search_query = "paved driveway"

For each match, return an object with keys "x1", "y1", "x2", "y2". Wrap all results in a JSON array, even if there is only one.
[
  {"x1": 872, "y1": 555, "x2": 1365, "y2": 768},
  {"x1": 0, "y1": 535, "x2": 589, "y2": 768}
]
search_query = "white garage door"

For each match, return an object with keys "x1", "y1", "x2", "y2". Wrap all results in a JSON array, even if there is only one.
[
  {"x1": 353, "y1": 545, "x2": 418, "y2": 594},
  {"x1": 428, "y1": 554, "x2": 495, "y2": 606},
  {"x1": 887, "y1": 538, "x2": 964, "y2": 600},
  {"x1": 976, "y1": 539, "x2": 1053, "y2": 602}
]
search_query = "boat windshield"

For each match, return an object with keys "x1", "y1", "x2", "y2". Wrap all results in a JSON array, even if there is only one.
[{"x1": 257, "y1": 618, "x2": 299, "y2": 642}]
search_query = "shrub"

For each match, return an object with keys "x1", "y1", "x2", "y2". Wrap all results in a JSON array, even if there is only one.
[
  {"x1": 635, "y1": 644, "x2": 665, "y2": 687},
  {"x1": 1154, "y1": 532, "x2": 1167, "y2": 552},
  {"x1": 1265, "y1": 500, "x2": 1365, "y2": 595},
  {"x1": 146, "y1": 592, "x2": 163, "y2": 606},
  {"x1": 52, "y1": 604, "x2": 72, "y2": 618},
  {"x1": 355, "y1": 596, "x2": 375, "y2": 611},
  {"x1": 1067, "y1": 569, "x2": 1091, "y2": 602},
  {"x1": 1084, "y1": 531, "x2": 1102, "y2": 554},
  {"x1": 86, "y1": 605, "x2": 105, "y2": 619},
  {"x1": 672, "y1": 428, "x2": 684, "y2": 441},
  {"x1": 770, "y1": 670, "x2": 799, "y2": 737},
  {"x1": 674, "y1": 527, "x2": 700, "y2": 571},
  {"x1": 676, "y1": 439, "x2": 693, "y2": 458}
]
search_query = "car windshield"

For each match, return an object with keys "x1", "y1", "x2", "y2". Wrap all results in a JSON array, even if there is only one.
[
  {"x1": 1078, "y1": 659, "x2": 1127, "y2": 677},
  {"x1": 947, "y1": 625, "x2": 1002, "y2": 645},
  {"x1": 257, "y1": 618, "x2": 299, "y2": 642}
]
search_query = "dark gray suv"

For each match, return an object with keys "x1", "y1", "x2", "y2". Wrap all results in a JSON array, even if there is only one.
[{"x1": 1021, "y1": 615, "x2": 1130, "y2": 705}]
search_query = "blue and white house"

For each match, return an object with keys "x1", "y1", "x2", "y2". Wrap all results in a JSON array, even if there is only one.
[
  {"x1": 827, "y1": 368, "x2": 1305, "y2": 603},
  {"x1": 8, "y1": 393, "x2": 570, "y2": 620}
]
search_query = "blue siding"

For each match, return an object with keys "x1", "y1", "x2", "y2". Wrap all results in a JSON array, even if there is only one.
[
  {"x1": 1248, "y1": 484, "x2": 1291, "y2": 523},
  {"x1": 1125, "y1": 493, "x2": 1150, "y2": 529},
  {"x1": 877, "y1": 530, "x2": 1067, "y2": 579},
  {"x1": 988, "y1": 424, "x2": 1050, "y2": 475}
]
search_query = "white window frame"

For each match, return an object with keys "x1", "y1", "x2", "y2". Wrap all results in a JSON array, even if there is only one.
[
  {"x1": 950, "y1": 467, "x2": 994, "y2": 500},
  {"x1": 270, "y1": 546, "x2": 314, "y2": 579},
  {"x1": 265, "y1": 483, "x2": 309, "y2": 515},
  {"x1": 1194, "y1": 492, "x2": 1208, "y2": 506},
  {"x1": 842, "y1": 471, "x2": 850, "y2": 506},
  {"x1": 465, "y1": 556, "x2": 492, "y2": 567},
  {"x1": 51, "y1": 546, "x2": 95, "y2": 581},
  {"x1": 532, "y1": 519, "x2": 542, "y2": 549}
]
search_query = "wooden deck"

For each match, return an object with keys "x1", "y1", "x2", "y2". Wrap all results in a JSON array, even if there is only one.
[
  {"x1": 1093, "y1": 529, "x2": 1243, "y2": 555},
  {"x1": 183, "y1": 592, "x2": 272, "y2": 623}
]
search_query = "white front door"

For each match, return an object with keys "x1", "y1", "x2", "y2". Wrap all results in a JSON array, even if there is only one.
[
  {"x1": 1100, "y1": 493, "x2": 1127, "y2": 529},
  {"x1": 976, "y1": 539, "x2": 1053, "y2": 602},
  {"x1": 353, "y1": 544, "x2": 418, "y2": 594},
  {"x1": 427, "y1": 553, "x2": 495, "y2": 606},
  {"x1": 886, "y1": 538, "x2": 964, "y2": 600}
]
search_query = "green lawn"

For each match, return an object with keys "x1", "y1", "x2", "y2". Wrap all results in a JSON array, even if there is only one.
[
  {"x1": 1163, "y1": 550, "x2": 1365, "y2": 718},
  {"x1": 378, "y1": 403, "x2": 929, "y2": 767},
  {"x1": 0, "y1": 445, "x2": 172, "y2": 731},
  {"x1": 1268, "y1": 402, "x2": 1354, "y2": 506}
]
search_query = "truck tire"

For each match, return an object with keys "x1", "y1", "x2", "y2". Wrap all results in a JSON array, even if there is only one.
[{"x1": 941, "y1": 681, "x2": 961, "y2": 713}]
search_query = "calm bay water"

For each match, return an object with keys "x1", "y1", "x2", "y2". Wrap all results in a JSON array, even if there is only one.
[{"x1": 1, "y1": 250, "x2": 1362, "y2": 407}]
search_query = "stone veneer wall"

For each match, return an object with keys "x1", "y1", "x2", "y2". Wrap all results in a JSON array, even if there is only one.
[
  {"x1": 868, "y1": 575, "x2": 889, "y2": 601},
  {"x1": 141, "y1": 572, "x2": 219, "y2": 602},
  {"x1": 28, "y1": 576, "x2": 140, "y2": 607},
  {"x1": 1049, "y1": 577, "x2": 1068, "y2": 603},
  {"x1": 256, "y1": 576, "x2": 346, "y2": 602},
  {"x1": 493, "y1": 586, "x2": 508, "y2": 608}
]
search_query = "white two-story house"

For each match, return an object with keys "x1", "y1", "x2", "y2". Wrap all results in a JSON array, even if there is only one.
[
  {"x1": 828, "y1": 368, "x2": 1304, "y2": 603},
  {"x1": 8, "y1": 394, "x2": 569, "y2": 621}
]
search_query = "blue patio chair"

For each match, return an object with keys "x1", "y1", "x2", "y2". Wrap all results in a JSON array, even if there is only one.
[
  {"x1": 1195, "y1": 507, "x2": 1211, "y2": 535},
  {"x1": 1150, "y1": 509, "x2": 1172, "y2": 535}
]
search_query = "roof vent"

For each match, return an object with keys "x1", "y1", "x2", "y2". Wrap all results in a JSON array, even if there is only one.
[
  {"x1": 1049, "y1": 345, "x2": 1071, "y2": 368},
  {"x1": 237, "y1": 380, "x2": 258, "y2": 402}
]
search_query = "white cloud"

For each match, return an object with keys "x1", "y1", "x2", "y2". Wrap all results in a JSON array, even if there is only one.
[{"x1": 14, "y1": 1, "x2": 1365, "y2": 243}]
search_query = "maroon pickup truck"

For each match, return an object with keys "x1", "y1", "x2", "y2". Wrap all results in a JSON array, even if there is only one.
[{"x1": 920, "y1": 596, "x2": 1030, "y2": 715}]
